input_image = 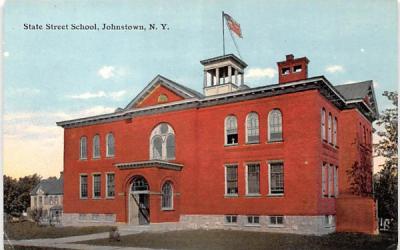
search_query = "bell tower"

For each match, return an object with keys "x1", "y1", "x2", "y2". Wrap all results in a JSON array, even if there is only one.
[{"x1": 200, "y1": 54, "x2": 247, "y2": 96}]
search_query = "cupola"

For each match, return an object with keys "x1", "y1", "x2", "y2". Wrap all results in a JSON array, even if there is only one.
[{"x1": 200, "y1": 54, "x2": 247, "y2": 96}]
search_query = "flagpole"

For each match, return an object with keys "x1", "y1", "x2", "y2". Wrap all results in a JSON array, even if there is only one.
[{"x1": 222, "y1": 11, "x2": 225, "y2": 55}]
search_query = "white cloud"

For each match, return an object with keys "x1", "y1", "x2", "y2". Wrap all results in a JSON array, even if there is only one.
[
  {"x1": 325, "y1": 65, "x2": 345, "y2": 74},
  {"x1": 9, "y1": 87, "x2": 40, "y2": 95},
  {"x1": 373, "y1": 81, "x2": 379, "y2": 88},
  {"x1": 4, "y1": 51, "x2": 9, "y2": 57},
  {"x1": 246, "y1": 67, "x2": 277, "y2": 79},
  {"x1": 67, "y1": 91, "x2": 106, "y2": 99},
  {"x1": 109, "y1": 90, "x2": 127, "y2": 100},
  {"x1": 360, "y1": 48, "x2": 365, "y2": 53},
  {"x1": 98, "y1": 66, "x2": 115, "y2": 79}
]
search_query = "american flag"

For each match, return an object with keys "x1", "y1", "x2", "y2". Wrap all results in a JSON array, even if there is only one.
[{"x1": 224, "y1": 13, "x2": 242, "y2": 38}]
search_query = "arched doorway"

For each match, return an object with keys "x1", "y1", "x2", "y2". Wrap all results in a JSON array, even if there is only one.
[{"x1": 129, "y1": 176, "x2": 150, "y2": 225}]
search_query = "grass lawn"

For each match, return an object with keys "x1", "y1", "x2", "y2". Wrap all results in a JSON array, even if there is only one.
[
  {"x1": 78, "y1": 229, "x2": 397, "y2": 250},
  {"x1": 4, "y1": 221, "x2": 114, "y2": 240}
]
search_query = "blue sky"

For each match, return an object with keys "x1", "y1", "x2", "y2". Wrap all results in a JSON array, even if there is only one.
[{"x1": 3, "y1": 0, "x2": 398, "y2": 177}]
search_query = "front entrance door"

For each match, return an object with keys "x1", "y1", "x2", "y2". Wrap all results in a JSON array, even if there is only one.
[{"x1": 129, "y1": 176, "x2": 150, "y2": 225}]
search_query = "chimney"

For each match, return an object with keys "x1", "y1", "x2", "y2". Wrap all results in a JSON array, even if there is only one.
[{"x1": 277, "y1": 54, "x2": 309, "y2": 84}]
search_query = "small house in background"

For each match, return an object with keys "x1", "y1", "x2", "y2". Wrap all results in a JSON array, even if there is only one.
[{"x1": 30, "y1": 172, "x2": 64, "y2": 223}]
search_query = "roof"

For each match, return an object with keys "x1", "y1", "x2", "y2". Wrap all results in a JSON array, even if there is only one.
[
  {"x1": 200, "y1": 54, "x2": 248, "y2": 68},
  {"x1": 31, "y1": 178, "x2": 63, "y2": 196},
  {"x1": 334, "y1": 80, "x2": 378, "y2": 115},
  {"x1": 124, "y1": 75, "x2": 204, "y2": 109}
]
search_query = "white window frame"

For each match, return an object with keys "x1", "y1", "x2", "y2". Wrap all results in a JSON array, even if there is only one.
[
  {"x1": 321, "y1": 108, "x2": 326, "y2": 140},
  {"x1": 79, "y1": 174, "x2": 88, "y2": 199},
  {"x1": 328, "y1": 113, "x2": 332, "y2": 143},
  {"x1": 80, "y1": 136, "x2": 87, "y2": 160},
  {"x1": 161, "y1": 181, "x2": 174, "y2": 210},
  {"x1": 322, "y1": 163, "x2": 327, "y2": 197},
  {"x1": 225, "y1": 164, "x2": 238, "y2": 196},
  {"x1": 93, "y1": 134, "x2": 100, "y2": 159},
  {"x1": 268, "y1": 161, "x2": 284, "y2": 196},
  {"x1": 92, "y1": 173, "x2": 101, "y2": 199},
  {"x1": 328, "y1": 165, "x2": 333, "y2": 197},
  {"x1": 225, "y1": 115, "x2": 238, "y2": 145},
  {"x1": 106, "y1": 133, "x2": 115, "y2": 157},
  {"x1": 105, "y1": 172, "x2": 115, "y2": 199},
  {"x1": 224, "y1": 215, "x2": 238, "y2": 224},
  {"x1": 149, "y1": 123, "x2": 176, "y2": 160},
  {"x1": 269, "y1": 216, "x2": 284, "y2": 227},
  {"x1": 268, "y1": 109, "x2": 283, "y2": 142},
  {"x1": 245, "y1": 112, "x2": 259, "y2": 144},
  {"x1": 334, "y1": 166, "x2": 339, "y2": 197},
  {"x1": 246, "y1": 215, "x2": 260, "y2": 226},
  {"x1": 333, "y1": 117, "x2": 337, "y2": 146},
  {"x1": 245, "y1": 162, "x2": 260, "y2": 196}
]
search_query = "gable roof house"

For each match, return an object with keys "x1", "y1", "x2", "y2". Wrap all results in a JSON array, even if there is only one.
[{"x1": 57, "y1": 54, "x2": 378, "y2": 234}]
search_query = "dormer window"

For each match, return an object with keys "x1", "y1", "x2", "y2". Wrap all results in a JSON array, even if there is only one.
[
  {"x1": 281, "y1": 67, "x2": 290, "y2": 75},
  {"x1": 293, "y1": 65, "x2": 302, "y2": 73}
]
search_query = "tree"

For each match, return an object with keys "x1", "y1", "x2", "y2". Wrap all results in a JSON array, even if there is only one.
[
  {"x1": 374, "y1": 91, "x2": 398, "y2": 223},
  {"x1": 3, "y1": 174, "x2": 41, "y2": 218}
]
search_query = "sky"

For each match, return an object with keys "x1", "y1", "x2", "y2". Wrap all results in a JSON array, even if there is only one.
[{"x1": 3, "y1": 0, "x2": 398, "y2": 178}]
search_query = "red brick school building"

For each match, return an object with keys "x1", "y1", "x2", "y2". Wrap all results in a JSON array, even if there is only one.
[{"x1": 57, "y1": 54, "x2": 378, "y2": 234}]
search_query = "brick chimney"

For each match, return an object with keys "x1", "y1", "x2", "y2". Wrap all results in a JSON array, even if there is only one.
[{"x1": 277, "y1": 54, "x2": 309, "y2": 84}]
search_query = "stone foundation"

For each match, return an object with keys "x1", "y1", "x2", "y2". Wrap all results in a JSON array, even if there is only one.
[
  {"x1": 62, "y1": 213, "x2": 335, "y2": 235},
  {"x1": 179, "y1": 215, "x2": 336, "y2": 235},
  {"x1": 62, "y1": 213, "x2": 116, "y2": 226}
]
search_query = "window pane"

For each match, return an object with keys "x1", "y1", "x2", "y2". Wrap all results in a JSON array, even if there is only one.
[
  {"x1": 162, "y1": 182, "x2": 173, "y2": 209},
  {"x1": 80, "y1": 137, "x2": 87, "y2": 159},
  {"x1": 226, "y1": 166, "x2": 238, "y2": 194},
  {"x1": 107, "y1": 134, "x2": 115, "y2": 156},
  {"x1": 269, "y1": 110, "x2": 282, "y2": 141},
  {"x1": 226, "y1": 116, "x2": 238, "y2": 144},
  {"x1": 247, "y1": 164, "x2": 260, "y2": 194},
  {"x1": 270, "y1": 163, "x2": 284, "y2": 194},
  {"x1": 93, "y1": 174, "x2": 101, "y2": 198},
  {"x1": 93, "y1": 135, "x2": 100, "y2": 158},
  {"x1": 166, "y1": 134, "x2": 175, "y2": 159},
  {"x1": 247, "y1": 113, "x2": 259, "y2": 143},
  {"x1": 152, "y1": 136, "x2": 163, "y2": 159},
  {"x1": 80, "y1": 176, "x2": 88, "y2": 198},
  {"x1": 107, "y1": 174, "x2": 115, "y2": 197}
]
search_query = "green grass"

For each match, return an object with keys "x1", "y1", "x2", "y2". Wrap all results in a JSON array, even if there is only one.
[
  {"x1": 4, "y1": 221, "x2": 114, "y2": 240},
  {"x1": 78, "y1": 229, "x2": 397, "y2": 250}
]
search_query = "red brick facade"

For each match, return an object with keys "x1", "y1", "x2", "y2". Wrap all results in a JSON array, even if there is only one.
[{"x1": 58, "y1": 54, "x2": 378, "y2": 234}]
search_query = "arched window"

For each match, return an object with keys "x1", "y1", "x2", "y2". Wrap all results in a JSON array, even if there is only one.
[
  {"x1": 321, "y1": 108, "x2": 326, "y2": 140},
  {"x1": 333, "y1": 117, "x2": 337, "y2": 146},
  {"x1": 225, "y1": 115, "x2": 238, "y2": 145},
  {"x1": 150, "y1": 123, "x2": 175, "y2": 160},
  {"x1": 93, "y1": 135, "x2": 100, "y2": 158},
  {"x1": 80, "y1": 136, "x2": 87, "y2": 159},
  {"x1": 131, "y1": 176, "x2": 149, "y2": 192},
  {"x1": 268, "y1": 109, "x2": 282, "y2": 142},
  {"x1": 328, "y1": 113, "x2": 332, "y2": 143},
  {"x1": 161, "y1": 181, "x2": 173, "y2": 209},
  {"x1": 246, "y1": 112, "x2": 259, "y2": 143},
  {"x1": 106, "y1": 133, "x2": 115, "y2": 157}
]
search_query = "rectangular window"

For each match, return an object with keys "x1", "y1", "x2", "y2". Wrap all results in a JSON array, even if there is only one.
[
  {"x1": 334, "y1": 166, "x2": 339, "y2": 197},
  {"x1": 269, "y1": 162, "x2": 284, "y2": 195},
  {"x1": 80, "y1": 175, "x2": 88, "y2": 198},
  {"x1": 246, "y1": 163, "x2": 260, "y2": 195},
  {"x1": 282, "y1": 67, "x2": 290, "y2": 75},
  {"x1": 106, "y1": 173, "x2": 115, "y2": 198},
  {"x1": 93, "y1": 174, "x2": 101, "y2": 198},
  {"x1": 247, "y1": 215, "x2": 260, "y2": 225},
  {"x1": 225, "y1": 215, "x2": 238, "y2": 224},
  {"x1": 293, "y1": 65, "x2": 302, "y2": 72},
  {"x1": 322, "y1": 163, "x2": 327, "y2": 197},
  {"x1": 270, "y1": 216, "x2": 284, "y2": 226},
  {"x1": 324, "y1": 215, "x2": 335, "y2": 227},
  {"x1": 225, "y1": 165, "x2": 238, "y2": 195},
  {"x1": 328, "y1": 165, "x2": 333, "y2": 197}
]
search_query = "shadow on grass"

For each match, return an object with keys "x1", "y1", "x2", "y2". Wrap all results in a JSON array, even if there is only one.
[
  {"x1": 4, "y1": 221, "x2": 114, "y2": 240},
  {"x1": 78, "y1": 229, "x2": 397, "y2": 250}
]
